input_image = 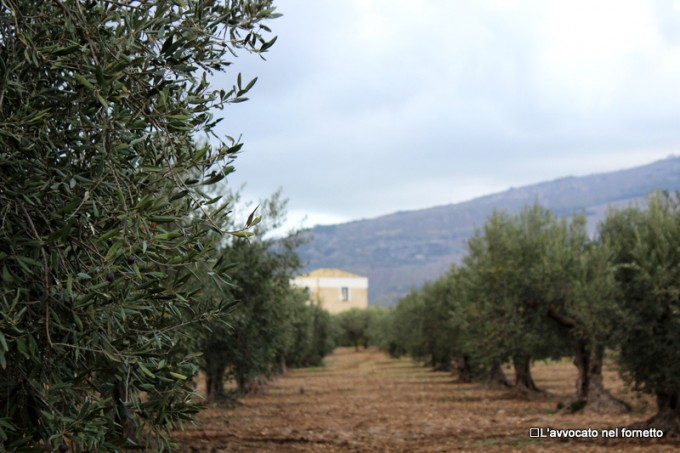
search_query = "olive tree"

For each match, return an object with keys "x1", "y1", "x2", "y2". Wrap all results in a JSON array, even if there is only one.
[
  {"x1": 279, "y1": 290, "x2": 335, "y2": 369},
  {"x1": 462, "y1": 206, "x2": 570, "y2": 396},
  {"x1": 378, "y1": 291, "x2": 424, "y2": 359},
  {"x1": 198, "y1": 191, "x2": 337, "y2": 400},
  {"x1": 601, "y1": 192, "x2": 680, "y2": 434},
  {"x1": 334, "y1": 308, "x2": 374, "y2": 351},
  {"x1": 200, "y1": 227, "x2": 305, "y2": 398},
  {"x1": 539, "y1": 215, "x2": 629, "y2": 413},
  {"x1": 0, "y1": 0, "x2": 278, "y2": 450},
  {"x1": 389, "y1": 271, "x2": 466, "y2": 373}
]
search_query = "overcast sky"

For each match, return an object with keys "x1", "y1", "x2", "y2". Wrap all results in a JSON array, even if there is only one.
[{"x1": 215, "y1": 0, "x2": 680, "y2": 231}]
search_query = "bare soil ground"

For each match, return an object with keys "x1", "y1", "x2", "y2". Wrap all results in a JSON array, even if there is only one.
[{"x1": 174, "y1": 348, "x2": 680, "y2": 452}]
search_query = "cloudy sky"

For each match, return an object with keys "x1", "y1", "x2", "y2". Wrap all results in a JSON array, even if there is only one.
[{"x1": 215, "y1": 0, "x2": 680, "y2": 231}]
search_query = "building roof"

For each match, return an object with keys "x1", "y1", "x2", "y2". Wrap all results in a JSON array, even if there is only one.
[{"x1": 297, "y1": 268, "x2": 366, "y2": 279}]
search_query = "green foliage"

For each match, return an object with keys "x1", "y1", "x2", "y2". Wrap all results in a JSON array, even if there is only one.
[
  {"x1": 333, "y1": 307, "x2": 385, "y2": 351},
  {"x1": 198, "y1": 193, "x2": 335, "y2": 400},
  {"x1": 542, "y1": 214, "x2": 623, "y2": 350},
  {"x1": 281, "y1": 291, "x2": 335, "y2": 369},
  {"x1": 418, "y1": 275, "x2": 463, "y2": 371},
  {"x1": 376, "y1": 266, "x2": 479, "y2": 377},
  {"x1": 601, "y1": 192, "x2": 680, "y2": 398},
  {"x1": 461, "y1": 205, "x2": 571, "y2": 375},
  {"x1": 363, "y1": 306, "x2": 390, "y2": 352},
  {"x1": 0, "y1": 0, "x2": 278, "y2": 450},
  {"x1": 202, "y1": 235, "x2": 293, "y2": 393},
  {"x1": 378, "y1": 291, "x2": 425, "y2": 358}
]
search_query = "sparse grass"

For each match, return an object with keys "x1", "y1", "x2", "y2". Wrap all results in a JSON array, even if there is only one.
[
  {"x1": 293, "y1": 366, "x2": 327, "y2": 373},
  {"x1": 475, "y1": 437, "x2": 502, "y2": 445},
  {"x1": 512, "y1": 438, "x2": 544, "y2": 447}
]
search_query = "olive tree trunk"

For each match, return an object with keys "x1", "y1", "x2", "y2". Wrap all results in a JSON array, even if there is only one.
[
  {"x1": 567, "y1": 342, "x2": 629, "y2": 413},
  {"x1": 629, "y1": 391, "x2": 680, "y2": 437},
  {"x1": 205, "y1": 364, "x2": 226, "y2": 402},
  {"x1": 489, "y1": 362, "x2": 510, "y2": 388},
  {"x1": 512, "y1": 355, "x2": 544, "y2": 397},
  {"x1": 454, "y1": 355, "x2": 473, "y2": 383}
]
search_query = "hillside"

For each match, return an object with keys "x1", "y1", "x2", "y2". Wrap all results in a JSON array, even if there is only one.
[{"x1": 298, "y1": 156, "x2": 680, "y2": 306}]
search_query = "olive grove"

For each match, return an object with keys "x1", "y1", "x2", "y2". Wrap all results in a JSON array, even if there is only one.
[{"x1": 379, "y1": 193, "x2": 680, "y2": 434}]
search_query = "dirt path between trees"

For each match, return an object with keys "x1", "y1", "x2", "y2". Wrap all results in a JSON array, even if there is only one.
[{"x1": 174, "y1": 348, "x2": 679, "y2": 452}]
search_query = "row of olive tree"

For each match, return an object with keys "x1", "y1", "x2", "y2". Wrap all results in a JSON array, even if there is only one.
[
  {"x1": 378, "y1": 192, "x2": 680, "y2": 434},
  {"x1": 0, "y1": 0, "x2": 283, "y2": 451},
  {"x1": 196, "y1": 192, "x2": 336, "y2": 401}
]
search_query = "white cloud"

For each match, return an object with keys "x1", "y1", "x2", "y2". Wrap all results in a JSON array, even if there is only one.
[
  {"x1": 216, "y1": 0, "x2": 680, "y2": 232},
  {"x1": 535, "y1": 0, "x2": 663, "y2": 112}
]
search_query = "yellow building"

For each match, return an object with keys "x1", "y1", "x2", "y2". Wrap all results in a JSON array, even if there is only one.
[{"x1": 292, "y1": 268, "x2": 368, "y2": 314}]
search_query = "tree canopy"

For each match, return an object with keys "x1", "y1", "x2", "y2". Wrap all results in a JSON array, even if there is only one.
[
  {"x1": 0, "y1": 0, "x2": 279, "y2": 450},
  {"x1": 601, "y1": 192, "x2": 680, "y2": 433}
]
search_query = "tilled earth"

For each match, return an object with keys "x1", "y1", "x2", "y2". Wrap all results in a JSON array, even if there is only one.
[{"x1": 174, "y1": 348, "x2": 679, "y2": 452}]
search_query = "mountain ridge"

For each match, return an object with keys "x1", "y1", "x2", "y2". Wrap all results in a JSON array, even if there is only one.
[{"x1": 298, "y1": 155, "x2": 680, "y2": 306}]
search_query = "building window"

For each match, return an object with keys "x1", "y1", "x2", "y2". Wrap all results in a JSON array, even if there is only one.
[{"x1": 340, "y1": 287, "x2": 350, "y2": 301}]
